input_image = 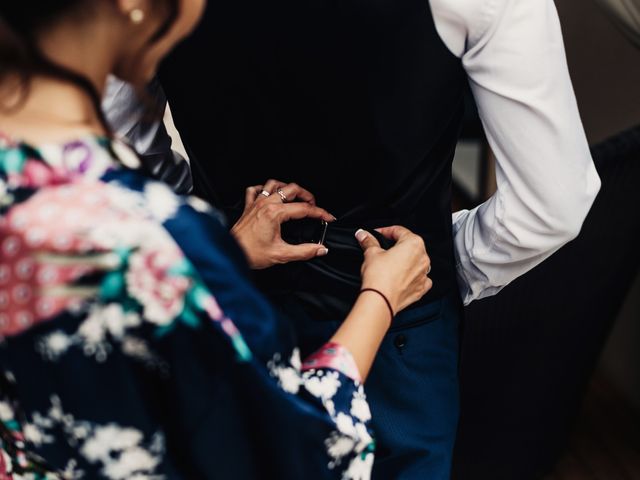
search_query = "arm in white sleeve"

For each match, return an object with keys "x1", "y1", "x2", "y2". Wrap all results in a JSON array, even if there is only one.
[
  {"x1": 434, "y1": 0, "x2": 601, "y2": 304},
  {"x1": 102, "y1": 76, "x2": 193, "y2": 194}
]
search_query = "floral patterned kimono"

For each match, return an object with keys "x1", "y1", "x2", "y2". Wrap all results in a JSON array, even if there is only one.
[{"x1": 0, "y1": 134, "x2": 374, "y2": 479}]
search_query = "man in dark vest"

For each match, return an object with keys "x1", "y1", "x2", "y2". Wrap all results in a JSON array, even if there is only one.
[{"x1": 104, "y1": 0, "x2": 601, "y2": 477}]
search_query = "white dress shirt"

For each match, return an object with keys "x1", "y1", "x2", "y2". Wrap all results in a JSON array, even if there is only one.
[
  {"x1": 103, "y1": 0, "x2": 601, "y2": 306},
  {"x1": 431, "y1": 0, "x2": 602, "y2": 304}
]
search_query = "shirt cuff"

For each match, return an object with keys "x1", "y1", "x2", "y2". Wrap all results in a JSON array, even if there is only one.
[{"x1": 302, "y1": 342, "x2": 362, "y2": 383}]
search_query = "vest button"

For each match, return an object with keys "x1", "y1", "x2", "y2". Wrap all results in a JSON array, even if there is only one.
[{"x1": 394, "y1": 334, "x2": 407, "y2": 350}]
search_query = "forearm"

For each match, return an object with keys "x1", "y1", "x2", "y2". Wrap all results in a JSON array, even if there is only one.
[
  {"x1": 453, "y1": 140, "x2": 600, "y2": 306},
  {"x1": 330, "y1": 292, "x2": 391, "y2": 381}
]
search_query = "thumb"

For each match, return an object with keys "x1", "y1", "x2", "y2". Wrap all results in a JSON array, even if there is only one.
[
  {"x1": 278, "y1": 243, "x2": 330, "y2": 263},
  {"x1": 355, "y1": 229, "x2": 381, "y2": 251}
]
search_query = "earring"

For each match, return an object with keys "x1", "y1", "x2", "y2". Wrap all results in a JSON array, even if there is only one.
[{"x1": 130, "y1": 8, "x2": 145, "y2": 24}]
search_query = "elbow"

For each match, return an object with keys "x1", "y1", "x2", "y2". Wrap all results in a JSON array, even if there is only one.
[
  {"x1": 551, "y1": 202, "x2": 590, "y2": 244},
  {"x1": 555, "y1": 215, "x2": 585, "y2": 245},
  {"x1": 550, "y1": 169, "x2": 602, "y2": 244}
]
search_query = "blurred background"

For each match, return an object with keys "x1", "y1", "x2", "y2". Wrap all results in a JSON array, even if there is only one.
[{"x1": 450, "y1": 1, "x2": 640, "y2": 478}]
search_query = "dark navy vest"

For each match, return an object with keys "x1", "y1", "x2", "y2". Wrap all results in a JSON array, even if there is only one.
[{"x1": 161, "y1": 0, "x2": 467, "y2": 318}]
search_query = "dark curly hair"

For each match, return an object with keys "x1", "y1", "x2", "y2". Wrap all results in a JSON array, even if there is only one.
[{"x1": 0, "y1": 1, "x2": 179, "y2": 134}]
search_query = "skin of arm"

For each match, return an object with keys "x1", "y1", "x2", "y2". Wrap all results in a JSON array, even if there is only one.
[
  {"x1": 331, "y1": 227, "x2": 432, "y2": 381},
  {"x1": 330, "y1": 293, "x2": 392, "y2": 381}
]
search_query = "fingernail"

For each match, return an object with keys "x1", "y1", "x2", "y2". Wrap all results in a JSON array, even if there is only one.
[
  {"x1": 330, "y1": 215, "x2": 338, "y2": 222},
  {"x1": 355, "y1": 229, "x2": 368, "y2": 242},
  {"x1": 317, "y1": 247, "x2": 329, "y2": 257}
]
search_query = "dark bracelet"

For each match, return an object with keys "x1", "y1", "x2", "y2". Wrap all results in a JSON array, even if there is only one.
[{"x1": 360, "y1": 288, "x2": 395, "y2": 322}]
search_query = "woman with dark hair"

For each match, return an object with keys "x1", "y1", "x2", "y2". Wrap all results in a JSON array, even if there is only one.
[{"x1": 0, "y1": 1, "x2": 432, "y2": 478}]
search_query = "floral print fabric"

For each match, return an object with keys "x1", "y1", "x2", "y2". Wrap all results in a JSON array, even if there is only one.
[
  {"x1": 0, "y1": 134, "x2": 374, "y2": 479},
  {"x1": 302, "y1": 343, "x2": 362, "y2": 383}
]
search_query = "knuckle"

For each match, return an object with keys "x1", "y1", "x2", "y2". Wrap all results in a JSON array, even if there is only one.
[
  {"x1": 265, "y1": 204, "x2": 279, "y2": 217},
  {"x1": 272, "y1": 249, "x2": 286, "y2": 264}
]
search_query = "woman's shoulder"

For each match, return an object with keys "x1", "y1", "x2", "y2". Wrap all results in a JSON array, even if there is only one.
[{"x1": 0, "y1": 132, "x2": 228, "y2": 240}]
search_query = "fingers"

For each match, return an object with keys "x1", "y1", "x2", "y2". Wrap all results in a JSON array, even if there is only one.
[
  {"x1": 277, "y1": 182, "x2": 316, "y2": 205},
  {"x1": 376, "y1": 225, "x2": 431, "y2": 274},
  {"x1": 375, "y1": 225, "x2": 415, "y2": 243},
  {"x1": 277, "y1": 203, "x2": 336, "y2": 222},
  {"x1": 262, "y1": 179, "x2": 287, "y2": 195},
  {"x1": 258, "y1": 179, "x2": 317, "y2": 206},
  {"x1": 377, "y1": 226, "x2": 428, "y2": 259},
  {"x1": 245, "y1": 185, "x2": 264, "y2": 207},
  {"x1": 355, "y1": 229, "x2": 381, "y2": 251},
  {"x1": 276, "y1": 243, "x2": 329, "y2": 264}
]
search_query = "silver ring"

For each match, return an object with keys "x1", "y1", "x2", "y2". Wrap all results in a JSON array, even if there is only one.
[
  {"x1": 276, "y1": 188, "x2": 288, "y2": 203},
  {"x1": 260, "y1": 190, "x2": 271, "y2": 198}
]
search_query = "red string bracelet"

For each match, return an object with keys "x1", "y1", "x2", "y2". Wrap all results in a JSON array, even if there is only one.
[{"x1": 360, "y1": 288, "x2": 395, "y2": 322}]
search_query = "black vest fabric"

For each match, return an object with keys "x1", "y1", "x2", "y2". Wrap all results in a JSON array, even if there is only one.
[{"x1": 161, "y1": 0, "x2": 467, "y2": 316}]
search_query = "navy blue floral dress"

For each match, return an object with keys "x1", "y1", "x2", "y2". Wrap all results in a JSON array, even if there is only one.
[{"x1": 0, "y1": 134, "x2": 374, "y2": 479}]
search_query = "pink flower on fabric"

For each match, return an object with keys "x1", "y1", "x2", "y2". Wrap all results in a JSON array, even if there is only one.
[
  {"x1": 302, "y1": 342, "x2": 362, "y2": 383},
  {"x1": 0, "y1": 449, "x2": 12, "y2": 480},
  {"x1": 10, "y1": 160, "x2": 64, "y2": 189},
  {"x1": 126, "y1": 248, "x2": 191, "y2": 325},
  {"x1": 201, "y1": 295, "x2": 224, "y2": 321}
]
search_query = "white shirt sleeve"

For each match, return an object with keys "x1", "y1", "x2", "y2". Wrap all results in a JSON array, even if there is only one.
[{"x1": 430, "y1": 0, "x2": 602, "y2": 305}]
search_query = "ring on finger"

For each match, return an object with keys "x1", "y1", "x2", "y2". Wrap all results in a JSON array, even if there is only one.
[
  {"x1": 260, "y1": 190, "x2": 271, "y2": 198},
  {"x1": 276, "y1": 188, "x2": 288, "y2": 203}
]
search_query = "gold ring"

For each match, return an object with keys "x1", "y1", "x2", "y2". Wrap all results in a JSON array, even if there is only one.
[{"x1": 277, "y1": 188, "x2": 288, "y2": 203}]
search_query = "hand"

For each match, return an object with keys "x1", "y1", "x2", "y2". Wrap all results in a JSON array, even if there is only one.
[
  {"x1": 356, "y1": 226, "x2": 432, "y2": 314},
  {"x1": 231, "y1": 180, "x2": 336, "y2": 269}
]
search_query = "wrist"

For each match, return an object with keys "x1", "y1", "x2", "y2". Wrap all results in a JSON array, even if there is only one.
[
  {"x1": 359, "y1": 288, "x2": 395, "y2": 326},
  {"x1": 230, "y1": 228, "x2": 260, "y2": 269},
  {"x1": 361, "y1": 281, "x2": 401, "y2": 315}
]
